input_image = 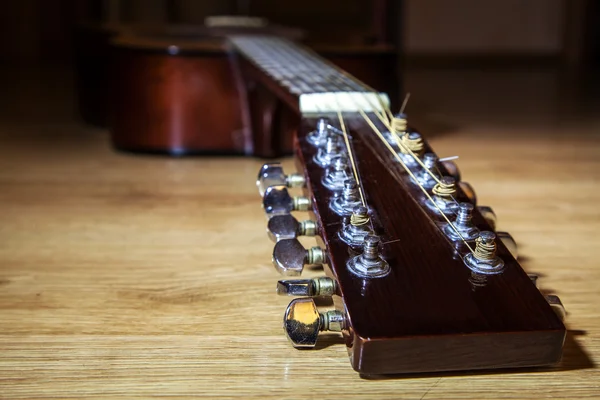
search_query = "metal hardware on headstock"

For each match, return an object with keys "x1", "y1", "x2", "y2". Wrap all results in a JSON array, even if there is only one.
[
  {"x1": 272, "y1": 238, "x2": 326, "y2": 276},
  {"x1": 443, "y1": 202, "x2": 480, "y2": 241},
  {"x1": 257, "y1": 162, "x2": 305, "y2": 196},
  {"x1": 413, "y1": 152, "x2": 440, "y2": 189},
  {"x1": 428, "y1": 176, "x2": 459, "y2": 215},
  {"x1": 240, "y1": 34, "x2": 566, "y2": 373},
  {"x1": 322, "y1": 157, "x2": 351, "y2": 191},
  {"x1": 464, "y1": 231, "x2": 505, "y2": 274},
  {"x1": 330, "y1": 180, "x2": 362, "y2": 216},
  {"x1": 314, "y1": 135, "x2": 346, "y2": 167},
  {"x1": 339, "y1": 205, "x2": 372, "y2": 247},
  {"x1": 267, "y1": 214, "x2": 317, "y2": 242},
  {"x1": 277, "y1": 277, "x2": 336, "y2": 297},
  {"x1": 283, "y1": 298, "x2": 346, "y2": 348},
  {"x1": 262, "y1": 186, "x2": 311, "y2": 217},
  {"x1": 528, "y1": 274, "x2": 567, "y2": 321},
  {"x1": 307, "y1": 117, "x2": 342, "y2": 147},
  {"x1": 347, "y1": 234, "x2": 390, "y2": 278},
  {"x1": 396, "y1": 132, "x2": 424, "y2": 168}
]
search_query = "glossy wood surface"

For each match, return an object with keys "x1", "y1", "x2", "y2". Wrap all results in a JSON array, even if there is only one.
[
  {"x1": 0, "y1": 65, "x2": 598, "y2": 397},
  {"x1": 296, "y1": 117, "x2": 564, "y2": 374}
]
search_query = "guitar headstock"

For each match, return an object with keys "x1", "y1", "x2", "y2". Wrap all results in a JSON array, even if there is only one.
[{"x1": 257, "y1": 112, "x2": 566, "y2": 375}]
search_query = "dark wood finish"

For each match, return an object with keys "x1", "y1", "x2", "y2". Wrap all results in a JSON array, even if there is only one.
[
  {"x1": 110, "y1": 34, "x2": 248, "y2": 155},
  {"x1": 293, "y1": 117, "x2": 565, "y2": 374},
  {"x1": 233, "y1": 38, "x2": 565, "y2": 373}
]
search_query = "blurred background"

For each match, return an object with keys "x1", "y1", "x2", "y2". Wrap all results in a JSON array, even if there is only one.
[{"x1": 0, "y1": 0, "x2": 598, "y2": 134}]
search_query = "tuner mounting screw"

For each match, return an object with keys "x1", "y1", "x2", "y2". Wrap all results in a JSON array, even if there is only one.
[
  {"x1": 276, "y1": 277, "x2": 336, "y2": 297},
  {"x1": 330, "y1": 179, "x2": 362, "y2": 216},
  {"x1": 272, "y1": 238, "x2": 326, "y2": 276},
  {"x1": 284, "y1": 298, "x2": 346, "y2": 348},
  {"x1": 267, "y1": 214, "x2": 317, "y2": 242},
  {"x1": 263, "y1": 186, "x2": 311, "y2": 217},
  {"x1": 443, "y1": 202, "x2": 480, "y2": 241},
  {"x1": 256, "y1": 162, "x2": 305, "y2": 196},
  {"x1": 347, "y1": 234, "x2": 390, "y2": 278},
  {"x1": 464, "y1": 231, "x2": 505, "y2": 274},
  {"x1": 339, "y1": 205, "x2": 372, "y2": 247}
]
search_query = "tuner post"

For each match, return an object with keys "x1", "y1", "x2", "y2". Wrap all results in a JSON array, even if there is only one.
[
  {"x1": 339, "y1": 205, "x2": 372, "y2": 247},
  {"x1": 330, "y1": 179, "x2": 362, "y2": 216},
  {"x1": 322, "y1": 156, "x2": 351, "y2": 191},
  {"x1": 347, "y1": 234, "x2": 390, "y2": 278},
  {"x1": 314, "y1": 135, "x2": 345, "y2": 167},
  {"x1": 284, "y1": 298, "x2": 345, "y2": 348},
  {"x1": 464, "y1": 231, "x2": 505, "y2": 275},
  {"x1": 428, "y1": 176, "x2": 459, "y2": 215},
  {"x1": 444, "y1": 202, "x2": 480, "y2": 241},
  {"x1": 413, "y1": 152, "x2": 440, "y2": 189},
  {"x1": 307, "y1": 118, "x2": 335, "y2": 147}
]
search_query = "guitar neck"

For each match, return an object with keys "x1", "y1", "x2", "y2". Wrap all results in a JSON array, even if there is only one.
[{"x1": 229, "y1": 35, "x2": 389, "y2": 114}]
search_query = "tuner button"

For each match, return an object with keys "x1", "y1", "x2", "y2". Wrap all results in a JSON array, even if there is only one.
[
  {"x1": 441, "y1": 160, "x2": 461, "y2": 182},
  {"x1": 284, "y1": 298, "x2": 345, "y2": 348},
  {"x1": 267, "y1": 214, "x2": 317, "y2": 242},
  {"x1": 276, "y1": 277, "x2": 336, "y2": 297},
  {"x1": 497, "y1": 231, "x2": 518, "y2": 259},
  {"x1": 545, "y1": 295, "x2": 567, "y2": 322},
  {"x1": 272, "y1": 238, "x2": 326, "y2": 276},
  {"x1": 478, "y1": 206, "x2": 497, "y2": 230},
  {"x1": 256, "y1": 163, "x2": 305, "y2": 196},
  {"x1": 459, "y1": 182, "x2": 477, "y2": 205},
  {"x1": 263, "y1": 186, "x2": 311, "y2": 216}
]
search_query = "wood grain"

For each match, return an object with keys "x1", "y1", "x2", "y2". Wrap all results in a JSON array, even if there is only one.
[{"x1": 0, "y1": 80, "x2": 599, "y2": 398}]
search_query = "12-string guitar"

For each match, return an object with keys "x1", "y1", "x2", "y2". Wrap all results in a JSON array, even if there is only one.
[{"x1": 239, "y1": 35, "x2": 567, "y2": 375}]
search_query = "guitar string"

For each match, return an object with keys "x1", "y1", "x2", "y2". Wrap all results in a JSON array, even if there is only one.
[
  {"x1": 355, "y1": 107, "x2": 475, "y2": 254},
  {"x1": 360, "y1": 93, "x2": 464, "y2": 213}
]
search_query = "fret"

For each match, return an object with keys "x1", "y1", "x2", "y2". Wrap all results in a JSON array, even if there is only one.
[{"x1": 230, "y1": 35, "x2": 389, "y2": 113}]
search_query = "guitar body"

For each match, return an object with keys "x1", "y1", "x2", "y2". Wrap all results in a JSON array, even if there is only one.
[{"x1": 88, "y1": 23, "x2": 400, "y2": 157}]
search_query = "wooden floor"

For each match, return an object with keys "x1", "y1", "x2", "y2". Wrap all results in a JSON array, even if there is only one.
[{"x1": 0, "y1": 66, "x2": 599, "y2": 398}]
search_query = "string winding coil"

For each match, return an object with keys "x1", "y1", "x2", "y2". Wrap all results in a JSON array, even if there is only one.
[{"x1": 473, "y1": 236, "x2": 496, "y2": 261}]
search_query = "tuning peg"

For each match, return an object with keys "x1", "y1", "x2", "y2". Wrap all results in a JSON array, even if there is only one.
[
  {"x1": 545, "y1": 295, "x2": 567, "y2": 322},
  {"x1": 477, "y1": 206, "x2": 497, "y2": 230},
  {"x1": 263, "y1": 186, "x2": 311, "y2": 217},
  {"x1": 459, "y1": 182, "x2": 477, "y2": 205},
  {"x1": 257, "y1": 163, "x2": 305, "y2": 196},
  {"x1": 276, "y1": 277, "x2": 336, "y2": 297},
  {"x1": 527, "y1": 274, "x2": 566, "y2": 321},
  {"x1": 441, "y1": 160, "x2": 461, "y2": 182},
  {"x1": 272, "y1": 238, "x2": 326, "y2": 276},
  {"x1": 283, "y1": 298, "x2": 345, "y2": 348},
  {"x1": 497, "y1": 231, "x2": 517, "y2": 258},
  {"x1": 267, "y1": 214, "x2": 317, "y2": 242}
]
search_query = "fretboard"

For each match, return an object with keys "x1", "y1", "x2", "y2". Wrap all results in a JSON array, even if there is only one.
[{"x1": 229, "y1": 35, "x2": 389, "y2": 114}]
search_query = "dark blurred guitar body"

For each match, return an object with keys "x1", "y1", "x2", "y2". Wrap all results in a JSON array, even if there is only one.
[{"x1": 74, "y1": 18, "x2": 400, "y2": 157}]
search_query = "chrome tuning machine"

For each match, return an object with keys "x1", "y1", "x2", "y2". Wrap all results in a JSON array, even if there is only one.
[
  {"x1": 267, "y1": 214, "x2": 317, "y2": 242},
  {"x1": 257, "y1": 162, "x2": 305, "y2": 196},
  {"x1": 272, "y1": 238, "x2": 326, "y2": 276},
  {"x1": 262, "y1": 186, "x2": 311, "y2": 217},
  {"x1": 283, "y1": 298, "x2": 345, "y2": 348}
]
